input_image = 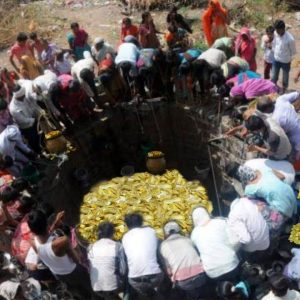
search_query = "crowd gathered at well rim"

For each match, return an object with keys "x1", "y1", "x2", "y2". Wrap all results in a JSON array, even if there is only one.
[{"x1": 1, "y1": 0, "x2": 300, "y2": 299}]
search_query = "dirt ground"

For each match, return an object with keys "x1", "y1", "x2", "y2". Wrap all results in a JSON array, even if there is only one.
[{"x1": 0, "y1": 2, "x2": 300, "y2": 89}]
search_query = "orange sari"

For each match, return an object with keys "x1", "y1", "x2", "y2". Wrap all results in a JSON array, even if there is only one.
[{"x1": 202, "y1": 0, "x2": 228, "y2": 47}]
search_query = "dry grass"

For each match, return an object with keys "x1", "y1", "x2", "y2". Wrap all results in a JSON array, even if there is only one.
[{"x1": 0, "y1": 1, "x2": 65, "y2": 49}]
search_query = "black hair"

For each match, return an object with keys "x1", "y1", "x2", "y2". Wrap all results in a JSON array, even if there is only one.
[
  {"x1": 70, "y1": 22, "x2": 79, "y2": 29},
  {"x1": 123, "y1": 17, "x2": 132, "y2": 25},
  {"x1": 56, "y1": 51, "x2": 64, "y2": 61},
  {"x1": 244, "y1": 115, "x2": 266, "y2": 132},
  {"x1": 256, "y1": 97, "x2": 274, "y2": 114},
  {"x1": 27, "y1": 210, "x2": 48, "y2": 235},
  {"x1": 141, "y1": 11, "x2": 151, "y2": 24},
  {"x1": 37, "y1": 202, "x2": 55, "y2": 219},
  {"x1": 220, "y1": 182, "x2": 238, "y2": 202},
  {"x1": 266, "y1": 26, "x2": 275, "y2": 34},
  {"x1": 98, "y1": 221, "x2": 115, "y2": 239},
  {"x1": 225, "y1": 161, "x2": 240, "y2": 180},
  {"x1": 217, "y1": 281, "x2": 247, "y2": 300},
  {"x1": 80, "y1": 68, "x2": 94, "y2": 81},
  {"x1": 11, "y1": 178, "x2": 29, "y2": 192},
  {"x1": 179, "y1": 62, "x2": 191, "y2": 76},
  {"x1": 274, "y1": 20, "x2": 285, "y2": 30},
  {"x1": 269, "y1": 275, "x2": 289, "y2": 297},
  {"x1": 12, "y1": 84, "x2": 22, "y2": 93},
  {"x1": 210, "y1": 69, "x2": 226, "y2": 87},
  {"x1": 29, "y1": 32, "x2": 38, "y2": 40},
  {"x1": 218, "y1": 84, "x2": 231, "y2": 97},
  {"x1": 168, "y1": 23, "x2": 177, "y2": 33},
  {"x1": 0, "y1": 187, "x2": 20, "y2": 204},
  {"x1": 69, "y1": 80, "x2": 81, "y2": 93},
  {"x1": 19, "y1": 196, "x2": 36, "y2": 212},
  {"x1": 16, "y1": 32, "x2": 28, "y2": 43},
  {"x1": 125, "y1": 213, "x2": 143, "y2": 229}
]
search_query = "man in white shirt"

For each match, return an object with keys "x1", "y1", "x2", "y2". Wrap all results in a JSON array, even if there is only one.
[
  {"x1": 71, "y1": 51, "x2": 98, "y2": 99},
  {"x1": 0, "y1": 125, "x2": 34, "y2": 177},
  {"x1": 256, "y1": 92, "x2": 300, "y2": 161},
  {"x1": 122, "y1": 213, "x2": 163, "y2": 299},
  {"x1": 220, "y1": 184, "x2": 270, "y2": 253},
  {"x1": 9, "y1": 85, "x2": 42, "y2": 153},
  {"x1": 87, "y1": 222, "x2": 126, "y2": 299},
  {"x1": 271, "y1": 20, "x2": 296, "y2": 92},
  {"x1": 244, "y1": 158, "x2": 295, "y2": 186},
  {"x1": 193, "y1": 49, "x2": 227, "y2": 94},
  {"x1": 191, "y1": 207, "x2": 240, "y2": 282},
  {"x1": 159, "y1": 221, "x2": 206, "y2": 300}
]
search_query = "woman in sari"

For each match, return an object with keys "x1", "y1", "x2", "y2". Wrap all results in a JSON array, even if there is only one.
[
  {"x1": 202, "y1": 0, "x2": 229, "y2": 47},
  {"x1": 235, "y1": 27, "x2": 257, "y2": 72},
  {"x1": 139, "y1": 11, "x2": 161, "y2": 49},
  {"x1": 19, "y1": 55, "x2": 43, "y2": 80}
]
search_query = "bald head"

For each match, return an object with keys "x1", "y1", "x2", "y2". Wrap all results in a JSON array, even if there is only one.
[{"x1": 256, "y1": 96, "x2": 275, "y2": 114}]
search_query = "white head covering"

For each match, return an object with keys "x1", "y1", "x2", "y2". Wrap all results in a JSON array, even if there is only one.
[
  {"x1": 163, "y1": 221, "x2": 180, "y2": 236},
  {"x1": 13, "y1": 86, "x2": 26, "y2": 98},
  {"x1": 0, "y1": 280, "x2": 20, "y2": 300},
  {"x1": 83, "y1": 51, "x2": 92, "y2": 59},
  {"x1": 192, "y1": 206, "x2": 210, "y2": 226},
  {"x1": 94, "y1": 37, "x2": 104, "y2": 45}
]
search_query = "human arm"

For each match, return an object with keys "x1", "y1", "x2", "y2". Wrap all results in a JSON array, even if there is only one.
[
  {"x1": 247, "y1": 144, "x2": 272, "y2": 156},
  {"x1": 52, "y1": 235, "x2": 80, "y2": 263},
  {"x1": 117, "y1": 244, "x2": 127, "y2": 278},
  {"x1": 272, "y1": 169, "x2": 285, "y2": 181},
  {"x1": 224, "y1": 124, "x2": 246, "y2": 137},
  {"x1": 2, "y1": 203, "x2": 18, "y2": 227},
  {"x1": 289, "y1": 36, "x2": 297, "y2": 57},
  {"x1": 48, "y1": 211, "x2": 65, "y2": 233},
  {"x1": 277, "y1": 91, "x2": 300, "y2": 104},
  {"x1": 9, "y1": 54, "x2": 20, "y2": 74},
  {"x1": 10, "y1": 110, "x2": 35, "y2": 129}
]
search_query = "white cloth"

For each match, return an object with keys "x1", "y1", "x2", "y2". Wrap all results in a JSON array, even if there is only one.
[
  {"x1": 9, "y1": 96, "x2": 40, "y2": 129},
  {"x1": 122, "y1": 227, "x2": 161, "y2": 278},
  {"x1": 25, "y1": 246, "x2": 39, "y2": 265},
  {"x1": 192, "y1": 207, "x2": 210, "y2": 226},
  {"x1": 284, "y1": 248, "x2": 300, "y2": 289},
  {"x1": 272, "y1": 92, "x2": 300, "y2": 154},
  {"x1": 115, "y1": 43, "x2": 139, "y2": 66},
  {"x1": 18, "y1": 79, "x2": 38, "y2": 102},
  {"x1": 35, "y1": 236, "x2": 76, "y2": 275},
  {"x1": 33, "y1": 70, "x2": 58, "y2": 93},
  {"x1": 191, "y1": 218, "x2": 240, "y2": 279},
  {"x1": 87, "y1": 238, "x2": 125, "y2": 292},
  {"x1": 244, "y1": 158, "x2": 295, "y2": 186},
  {"x1": 0, "y1": 280, "x2": 20, "y2": 300},
  {"x1": 197, "y1": 48, "x2": 227, "y2": 68},
  {"x1": 92, "y1": 42, "x2": 115, "y2": 62},
  {"x1": 262, "y1": 290, "x2": 300, "y2": 300},
  {"x1": 261, "y1": 35, "x2": 274, "y2": 64},
  {"x1": 71, "y1": 52, "x2": 96, "y2": 97},
  {"x1": 273, "y1": 31, "x2": 296, "y2": 63},
  {"x1": 0, "y1": 125, "x2": 31, "y2": 160},
  {"x1": 228, "y1": 197, "x2": 270, "y2": 252}
]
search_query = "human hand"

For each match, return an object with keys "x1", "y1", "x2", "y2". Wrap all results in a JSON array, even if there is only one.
[
  {"x1": 247, "y1": 144, "x2": 258, "y2": 152},
  {"x1": 55, "y1": 211, "x2": 65, "y2": 224}
]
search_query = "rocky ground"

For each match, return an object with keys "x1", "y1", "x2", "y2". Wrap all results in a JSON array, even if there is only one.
[{"x1": 0, "y1": 1, "x2": 300, "y2": 89}]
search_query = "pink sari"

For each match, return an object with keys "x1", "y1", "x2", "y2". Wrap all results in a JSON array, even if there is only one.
[{"x1": 235, "y1": 28, "x2": 257, "y2": 71}]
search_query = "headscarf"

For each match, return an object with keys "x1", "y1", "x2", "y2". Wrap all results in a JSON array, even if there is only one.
[
  {"x1": 192, "y1": 206, "x2": 210, "y2": 226},
  {"x1": 164, "y1": 221, "x2": 180, "y2": 236},
  {"x1": 238, "y1": 165, "x2": 257, "y2": 186},
  {"x1": 94, "y1": 37, "x2": 104, "y2": 46},
  {"x1": 202, "y1": 0, "x2": 228, "y2": 46},
  {"x1": 235, "y1": 27, "x2": 257, "y2": 71}
]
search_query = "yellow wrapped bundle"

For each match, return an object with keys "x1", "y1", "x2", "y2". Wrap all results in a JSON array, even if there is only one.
[
  {"x1": 79, "y1": 170, "x2": 212, "y2": 243},
  {"x1": 289, "y1": 223, "x2": 300, "y2": 245}
]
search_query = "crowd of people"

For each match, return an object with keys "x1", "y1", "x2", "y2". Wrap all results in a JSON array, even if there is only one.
[{"x1": 0, "y1": 0, "x2": 300, "y2": 299}]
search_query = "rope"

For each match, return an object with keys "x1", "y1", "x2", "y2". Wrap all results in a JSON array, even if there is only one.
[{"x1": 208, "y1": 143, "x2": 222, "y2": 216}]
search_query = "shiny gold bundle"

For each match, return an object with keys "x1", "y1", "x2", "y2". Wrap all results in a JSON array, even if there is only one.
[
  {"x1": 289, "y1": 223, "x2": 300, "y2": 245},
  {"x1": 147, "y1": 151, "x2": 164, "y2": 158},
  {"x1": 79, "y1": 170, "x2": 212, "y2": 243}
]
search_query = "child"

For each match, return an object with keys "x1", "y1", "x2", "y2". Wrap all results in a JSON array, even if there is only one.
[
  {"x1": 29, "y1": 32, "x2": 44, "y2": 61},
  {"x1": 261, "y1": 26, "x2": 275, "y2": 79}
]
